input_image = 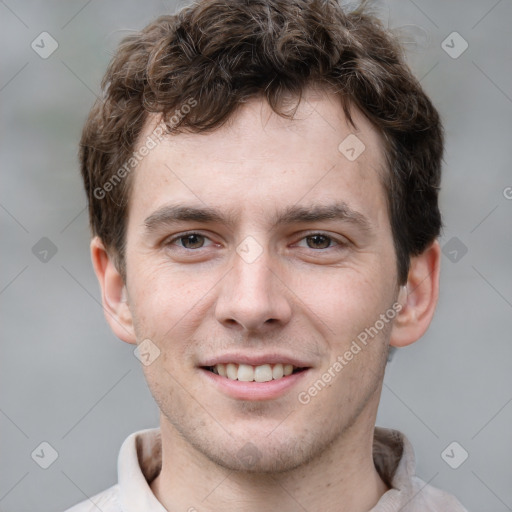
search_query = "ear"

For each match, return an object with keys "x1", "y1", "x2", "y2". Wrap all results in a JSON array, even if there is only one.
[
  {"x1": 390, "y1": 240, "x2": 441, "y2": 348},
  {"x1": 90, "y1": 236, "x2": 137, "y2": 345}
]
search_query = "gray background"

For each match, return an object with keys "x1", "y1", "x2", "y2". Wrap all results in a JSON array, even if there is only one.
[{"x1": 1, "y1": 0, "x2": 511, "y2": 510}]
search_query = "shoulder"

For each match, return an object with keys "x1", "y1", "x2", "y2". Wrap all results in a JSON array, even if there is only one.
[
  {"x1": 63, "y1": 484, "x2": 120, "y2": 512},
  {"x1": 405, "y1": 476, "x2": 468, "y2": 512}
]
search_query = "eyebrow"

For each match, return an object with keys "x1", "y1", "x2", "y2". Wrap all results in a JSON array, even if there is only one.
[
  {"x1": 144, "y1": 202, "x2": 373, "y2": 233},
  {"x1": 276, "y1": 203, "x2": 372, "y2": 231},
  {"x1": 144, "y1": 205, "x2": 236, "y2": 232}
]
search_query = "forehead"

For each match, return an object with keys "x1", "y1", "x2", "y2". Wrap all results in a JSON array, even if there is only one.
[{"x1": 128, "y1": 91, "x2": 389, "y2": 230}]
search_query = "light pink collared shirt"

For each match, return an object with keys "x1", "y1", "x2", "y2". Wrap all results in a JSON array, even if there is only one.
[{"x1": 64, "y1": 427, "x2": 468, "y2": 511}]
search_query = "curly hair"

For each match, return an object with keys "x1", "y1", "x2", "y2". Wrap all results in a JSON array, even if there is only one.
[{"x1": 80, "y1": 0, "x2": 444, "y2": 284}]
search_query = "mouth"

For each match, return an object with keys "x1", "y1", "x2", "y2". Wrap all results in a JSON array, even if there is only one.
[
  {"x1": 199, "y1": 360, "x2": 311, "y2": 401},
  {"x1": 202, "y1": 363, "x2": 308, "y2": 382}
]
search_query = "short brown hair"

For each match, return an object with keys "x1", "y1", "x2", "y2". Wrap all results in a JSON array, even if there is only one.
[{"x1": 80, "y1": 0, "x2": 444, "y2": 284}]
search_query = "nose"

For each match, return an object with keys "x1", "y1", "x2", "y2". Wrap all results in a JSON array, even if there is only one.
[{"x1": 214, "y1": 247, "x2": 293, "y2": 333}]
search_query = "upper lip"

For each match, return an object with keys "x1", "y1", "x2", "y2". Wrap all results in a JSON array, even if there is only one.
[{"x1": 200, "y1": 353, "x2": 313, "y2": 368}]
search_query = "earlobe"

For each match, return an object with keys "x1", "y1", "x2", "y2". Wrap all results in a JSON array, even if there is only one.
[
  {"x1": 90, "y1": 237, "x2": 137, "y2": 345},
  {"x1": 390, "y1": 240, "x2": 441, "y2": 348}
]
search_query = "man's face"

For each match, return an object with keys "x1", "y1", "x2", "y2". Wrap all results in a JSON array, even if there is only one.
[{"x1": 123, "y1": 91, "x2": 399, "y2": 472}]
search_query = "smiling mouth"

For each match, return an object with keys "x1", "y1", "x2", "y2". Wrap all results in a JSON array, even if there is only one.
[{"x1": 202, "y1": 363, "x2": 308, "y2": 382}]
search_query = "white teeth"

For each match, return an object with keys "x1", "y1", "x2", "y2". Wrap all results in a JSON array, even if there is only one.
[
  {"x1": 226, "y1": 363, "x2": 238, "y2": 380},
  {"x1": 237, "y1": 364, "x2": 254, "y2": 382},
  {"x1": 254, "y1": 364, "x2": 273, "y2": 382},
  {"x1": 217, "y1": 363, "x2": 227, "y2": 377},
  {"x1": 272, "y1": 364, "x2": 284, "y2": 379},
  {"x1": 210, "y1": 362, "x2": 301, "y2": 381}
]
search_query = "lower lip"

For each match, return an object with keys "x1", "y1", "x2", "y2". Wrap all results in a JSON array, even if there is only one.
[{"x1": 199, "y1": 368, "x2": 310, "y2": 401}]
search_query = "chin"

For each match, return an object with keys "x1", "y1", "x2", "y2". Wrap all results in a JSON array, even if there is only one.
[
  {"x1": 182, "y1": 416, "x2": 343, "y2": 475},
  {"x1": 205, "y1": 439, "x2": 316, "y2": 474}
]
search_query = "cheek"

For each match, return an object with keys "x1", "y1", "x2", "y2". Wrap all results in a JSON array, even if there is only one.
[
  {"x1": 127, "y1": 260, "x2": 217, "y2": 343},
  {"x1": 299, "y1": 265, "x2": 393, "y2": 341}
]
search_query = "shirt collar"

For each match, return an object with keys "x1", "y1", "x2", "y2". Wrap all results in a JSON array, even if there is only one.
[
  {"x1": 370, "y1": 427, "x2": 418, "y2": 510},
  {"x1": 118, "y1": 428, "x2": 166, "y2": 512}
]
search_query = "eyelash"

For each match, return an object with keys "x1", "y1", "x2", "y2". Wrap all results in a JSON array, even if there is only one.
[{"x1": 164, "y1": 231, "x2": 348, "y2": 251}]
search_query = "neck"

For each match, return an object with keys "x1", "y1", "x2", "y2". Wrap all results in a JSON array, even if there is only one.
[{"x1": 150, "y1": 406, "x2": 389, "y2": 512}]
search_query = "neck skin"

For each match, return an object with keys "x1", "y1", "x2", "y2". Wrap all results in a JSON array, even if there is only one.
[{"x1": 150, "y1": 388, "x2": 389, "y2": 512}]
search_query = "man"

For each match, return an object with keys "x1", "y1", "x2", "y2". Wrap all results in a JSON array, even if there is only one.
[{"x1": 66, "y1": 0, "x2": 468, "y2": 510}]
